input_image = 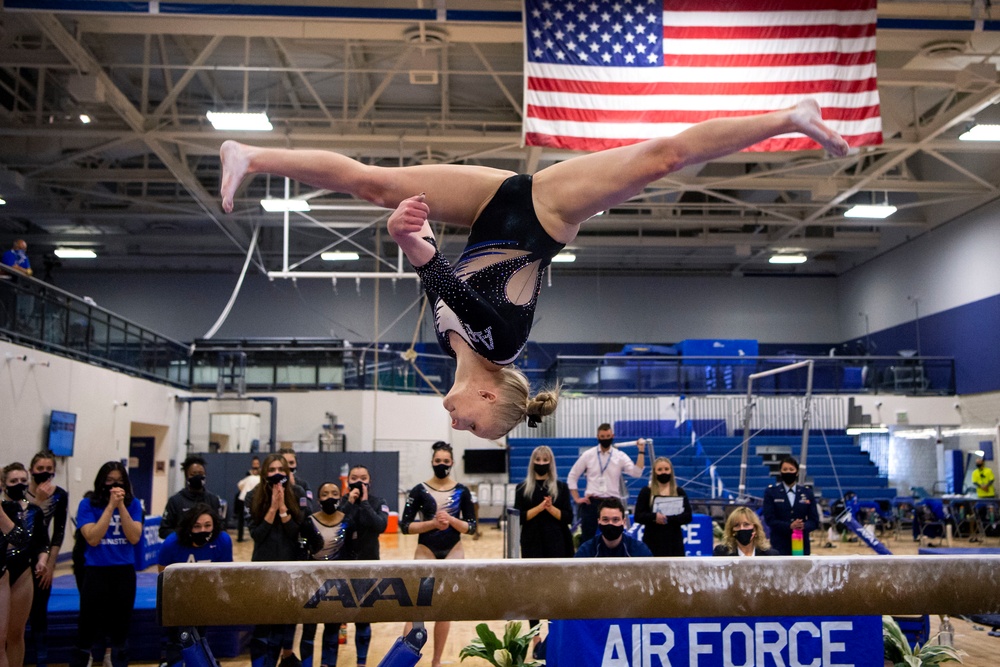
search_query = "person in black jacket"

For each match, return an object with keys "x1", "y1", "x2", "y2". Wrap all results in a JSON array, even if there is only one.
[
  {"x1": 25, "y1": 451, "x2": 69, "y2": 667},
  {"x1": 713, "y1": 506, "x2": 779, "y2": 557},
  {"x1": 514, "y1": 445, "x2": 573, "y2": 655},
  {"x1": 159, "y1": 455, "x2": 222, "y2": 539},
  {"x1": 634, "y1": 456, "x2": 692, "y2": 557},
  {"x1": 246, "y1": 454, "x2": 302, "y2": 667},
  {"x1": 761, "y1": 456, "x2": 819, "y2": 555},
  {"x1": 337, "y1": 465, "x2": 389, "y2": 667}
]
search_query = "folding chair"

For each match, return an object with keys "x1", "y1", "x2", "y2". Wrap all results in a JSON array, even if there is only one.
[
  {"x1": 915, "y1": 498, "x2": 947, "y2": 546},
  {"x1": 891, "y1": 497, "x2": 915, "y2": 541}
]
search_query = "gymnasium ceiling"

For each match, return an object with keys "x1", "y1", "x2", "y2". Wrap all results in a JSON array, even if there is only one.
[{"x1": 0, "y1": 1, "x2": 999, "y2": 279}]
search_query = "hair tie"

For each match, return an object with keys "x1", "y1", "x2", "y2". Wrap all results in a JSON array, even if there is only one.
[{"x1": 526, "y1": 415, "x2": 541, "y2": 428}]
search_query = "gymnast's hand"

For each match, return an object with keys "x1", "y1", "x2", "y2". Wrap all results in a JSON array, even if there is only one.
[{"x1": 388, "y1": 194, "x2": 437, "y2": 267}]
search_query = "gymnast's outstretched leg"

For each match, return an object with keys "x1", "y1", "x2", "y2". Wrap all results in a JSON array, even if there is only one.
[
  {"x1": 219, "y1": 141, "x2": 512, "y2": 226},
  {"x1": 531, "y1": 99, "x2": 849, "y2": 244}
]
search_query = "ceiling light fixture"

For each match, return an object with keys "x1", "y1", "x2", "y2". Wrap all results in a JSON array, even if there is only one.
[
  {"x1": 206, "y1": 111, "x2": 273, "y2": 131},
  {"x1": 844, "y1": 204, "x2": 897, "y2": 218},
  {"x1": 846, "y1": 425, "x2": 889, "y2": 435},
  {"x1": 768, "y1": 254, "x2": 807, "y2": 264},
  {"x1": 0, "y1": 196, "x2": 6, "y2": 206},
  {"x1": 260, "y1": 198, "x2": 310, "y2": 212},
  {"x1": 79, "y1": 114, "x2": 92, "y2": 124},
  {"x1": 321, "y1": 251, "x2": 360, "y2": 261},
  {"x1": 551, "y1": 252, "x2": 576, "y2": 263},
  {"x1": 54, "y1": 248, "x2": 97, "y2": 259},
  {"x1": 959, "y1": 124, "x2": 1000, "y2": 141}
]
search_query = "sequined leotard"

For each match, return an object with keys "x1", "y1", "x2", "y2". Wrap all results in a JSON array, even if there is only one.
[
  {"x1": 414, "y1": 174, "x2": 565, "y2": 365},
  {"x1": 400, "y1": 482, "x2": 477, "y2": 559}
]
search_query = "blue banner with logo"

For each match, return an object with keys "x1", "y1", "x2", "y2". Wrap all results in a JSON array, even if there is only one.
[
  {"x1": 628, "y1": 513, "x2": 715, "y2": 557},
  {"x1": 547, "y1": 615, "x2": 882, "y2": 667},
  {"x1": 134, "y1": 516, "x2": 163, "y2": 570}
]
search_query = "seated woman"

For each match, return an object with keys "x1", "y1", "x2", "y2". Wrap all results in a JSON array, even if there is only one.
[
  {"x1": 157, "y1": 504, "x2": 233, "y2": 667},
  {"x1": 713, "y1": 506, "x2": 778, "y2": 557}
]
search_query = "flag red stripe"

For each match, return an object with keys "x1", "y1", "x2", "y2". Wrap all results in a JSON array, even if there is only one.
[
  {"x1": 527, "y1": 76, "x2": 877, "y2": 97},
  {"x1": 664, "y1": 0, "x2": 876, "y2": 12},
  {"x1": 662, "y1": 50, "x2": 875, "y2": 68},
  {"x1": 524, "y1": 131, "x2": 883, "y2": 152},
  {"x1": 526, "y1": 104, "x2": 881, "y2": 124},
  {"x1": 663, "y1": 23, "x2": 876, "y2": 40}
]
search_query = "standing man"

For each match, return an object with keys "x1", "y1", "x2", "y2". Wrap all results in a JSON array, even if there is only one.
[
  {"x1": 159, "y1": 455, "x2": 222, "y2": 538},
  {"x1": 973, "y1": 457, "x2": 995, "y2": 498},
  {"x1": 762, "y1": 456, "x2": 819, "y2": 555},
  {"x1": 1, "y1": 239, "x2": 33, "y2": 275},
  {"x1": 574, "y1": 498, "x2": 652, "y2": 558},
  {"x1": 567, "y1": 423, "x2": 646, "y2": 543}
]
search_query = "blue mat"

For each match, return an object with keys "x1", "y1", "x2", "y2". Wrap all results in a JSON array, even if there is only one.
[{"x1": 918, "y1": 547, "x2": 1000, "y2": 555}]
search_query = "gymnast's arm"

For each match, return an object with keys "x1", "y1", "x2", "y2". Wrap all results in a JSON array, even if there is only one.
[{"x1": 399, "y1": 486, "x2": 438, "y2": 535}]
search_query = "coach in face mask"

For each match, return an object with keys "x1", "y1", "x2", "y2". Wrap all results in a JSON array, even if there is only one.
[{"x1": 159, "y1": 455, "x2": 223, "y2": 538}]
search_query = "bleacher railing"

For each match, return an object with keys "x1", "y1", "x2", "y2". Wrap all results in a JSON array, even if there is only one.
[
  {"x1": 549, "y1": 354, "x2": 955, "y2": 396},
  {"x1": 0, "y1": 267, "x2": 189, "y2": 387}
]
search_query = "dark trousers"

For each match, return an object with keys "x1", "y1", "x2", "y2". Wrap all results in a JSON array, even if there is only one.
[
  {"x1": 29, "y1": 573, "x2": 54, "y2": 666},
  {"x1": 579, "y1": 499, "x2": 605, "y2": 543},
  {"x1": 71, "y1": 565, "x2": 136, "y2": 667},
  {"x1": 235, "y1": 498, "x2": 247, "y2": 541},
  {"x1": 251, "y1": 625, "x2": 296, "y2": 667}
]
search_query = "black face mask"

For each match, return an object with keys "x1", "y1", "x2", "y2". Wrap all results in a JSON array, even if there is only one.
[
  {"x1": 534, "y1": 463, "x2": 550, "y2": 476},
  {"x1": 598, "y1": 438, "x2": 614, "y2": 449},
  {"x1": 288, "y1": 467, "x2": 297, "y2": 474},
  {"x1": 32, "y1": 472, "x2": 54, "y2": 485},
  {"x1": 190, "y1": 531, "x2": 211, "y2": 547},
  {"x1": 780, "y1": 472, "x2": 798, "y2": 486},
  {"x1": 349, "y1": 481, "x2": 367, "y2": 494},
  {"x1": 187, "y1": 475, "x2": 206, "y2": 491},
  {"x1": 977, "y1": 462, "x2": 985, "y2": 468},
  {"x1": 734, "y1": 528, "x2": 755, "y2": 547},
  {"x1": 600, "y1": 523, "x2": 624, "y2": 541},
  {"x1": 268, "y1": 473, "x2": 288, "y2": 487},
  {"x1": 656, "y1": 473, "x2": 672, "y2": 484},
  {"x1": 320, "y1": 497, "x2": 340, "y2": 514},
  {"x1": 432, "y1": 464, "x2": 451, "y2": 479},
  {"x1": 6, "y1": 483, "x2": 28, "y2": 501}
]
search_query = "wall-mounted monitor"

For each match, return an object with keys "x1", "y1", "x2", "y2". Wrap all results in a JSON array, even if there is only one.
[
  {"x1": 48, "y1": 410, "x2": 77, "y2": 457},
  {"x1": 463, "y1": 448, "x2": 507, "y2": 474}
]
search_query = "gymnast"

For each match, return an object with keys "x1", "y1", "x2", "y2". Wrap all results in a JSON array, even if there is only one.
[{"x1": 220, "y1": 100, "x2": 849, "y2": 439}]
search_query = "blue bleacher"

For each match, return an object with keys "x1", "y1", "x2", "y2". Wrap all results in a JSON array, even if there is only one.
[{"x1": 508, "y1": 433, "x2": 896, "y2": 505}]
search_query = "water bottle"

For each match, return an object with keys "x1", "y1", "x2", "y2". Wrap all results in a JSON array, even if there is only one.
[
  {"x1": 340, "y1": 463, "x2": 349, "y2": 494},
  {"x1": 938, "y1": 615, "x2": 954, "y2": 647},
  {"x1": 338, "y1": 625, "x2": 348, "y2": 645},
  {"x1": 791, "y1": 528, "x2": 804, "y2": 556}
]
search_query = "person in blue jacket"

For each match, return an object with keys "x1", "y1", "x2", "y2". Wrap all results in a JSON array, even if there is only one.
[
  {"x1": 157, "y1": 504, "x2": 233, "y2": 667},
  {"x1": 70, "y1": 462, "x2": 143, "y2": 667},
  {"x1": 761, "y1": 456, "x2": 819, "y2": 555},
  {"x1": 574, "y1": 497, "x2": 652, "y2": 558}
]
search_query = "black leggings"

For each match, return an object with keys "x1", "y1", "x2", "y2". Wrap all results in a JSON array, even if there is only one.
[
  {"x1": 72, "y1": 565, "x2": 136, "y2": 666},
  {"x1": 29, "y1": 573, "x2": 55, "y2": 665}
]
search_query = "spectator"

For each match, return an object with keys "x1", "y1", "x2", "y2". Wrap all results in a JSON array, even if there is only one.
[
  {"x1": 299, "y1": 483, "x2": 355, "y2": 667},
  {"x1": 634, "y1": 456, "x2": 692, "y2": 557},
  {"x1": 567, "y1": 423, "x2": 646, "y2": 542},
  {"x1": 280, "y1": 448, "x2": 315, "y2": 514},
  {"x1": 400, "y1": 442, "x2": 476, "y2": 667},
  {"x1": 713, "y1": 507, "x2": 778, "y2": 557},
  {"x1": 246, "y1": 454, "x2": 302, "y2": 667},
  {"x1": 1, "y1": 240, "x2": 32, "y2": 276},
  {"x1": 159, "y1": 456, "x2": 222, "y2": 539},
  {"x1": 25, "y1": 451, "x2": 69, "y2": 667},
  {"x1": 157, "y1": 504, "x2": 233, "y2": 667},
  {"x1": 514, "y1": 445, "x2": 573, "y2": 655},
  {"x1": 235, "y1": 457, "x2": 261, "y2": 543},
  {"x1": 761, "y1": 456, "x2": 819, "y2": 556},
  {"x1": 574, "y1": 497, "x2": 652, "y2": 558},
  {"x1": 337, "y1": 465, "x2": 390, "y2": 667},
  {"x1": 71, "y1": 462, "x2": 143, "y2": 667},
  {"x1": 3, "y1": 462, "x2": 49, "y2": 667},
  {"x1": 973, "y1": 457, "x2": 995, "y2": 498}
]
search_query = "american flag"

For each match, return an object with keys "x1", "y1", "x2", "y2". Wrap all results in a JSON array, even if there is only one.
[{"x1": 523, "y1": 0, "x2": 883, "y2": 152}]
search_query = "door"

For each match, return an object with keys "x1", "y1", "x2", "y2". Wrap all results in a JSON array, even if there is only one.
[{"x1": 129, "y1": 436, "x2": 155, "y2": 513}]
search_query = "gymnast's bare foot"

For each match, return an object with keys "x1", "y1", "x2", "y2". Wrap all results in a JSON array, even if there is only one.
[
  {"x1": 220, "y1": 140, "x2": 251, "y2": 213},
  {"x1": 789, "y1": 99, "x2": 850, "y2": 158}
]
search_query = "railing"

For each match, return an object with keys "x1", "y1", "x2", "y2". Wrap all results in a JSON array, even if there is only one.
[
  {"x1": 550, "y1": 354, "x2": 955, "y2": 396},
  {"x1": 0, "y1": 266, "x2": 190, "y2": 387}
]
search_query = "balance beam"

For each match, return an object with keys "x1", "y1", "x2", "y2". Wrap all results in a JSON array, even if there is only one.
[{"x1": 158, "y1": 555, "x2": 1000, "y2": 626}]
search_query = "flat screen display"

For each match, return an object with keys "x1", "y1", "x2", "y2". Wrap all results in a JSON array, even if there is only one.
[
  {"x1": 463, "y1": 448, "x2": 507, "y2": 474},
  {"x1": 47, "y1": 410, "x2": 77, "y2": 457}
]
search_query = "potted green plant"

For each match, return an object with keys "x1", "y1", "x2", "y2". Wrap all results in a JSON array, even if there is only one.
[
  {"x1": 459, "y1": 621, "x2": 542, "y2": 667},
  {"x1": 883, "y1": 616, "x2": 966, "y2": 666}
]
